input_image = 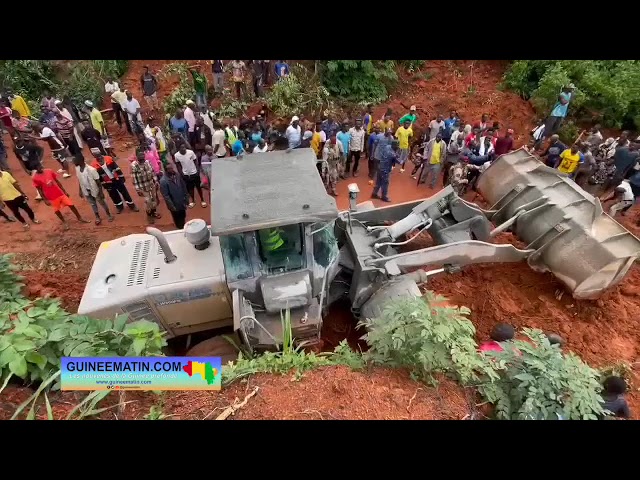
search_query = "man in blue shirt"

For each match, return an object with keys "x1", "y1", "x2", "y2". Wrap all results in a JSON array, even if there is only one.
[
  {"x1": 442, "y1": 111, "x2": 459, "y2": 144},
  {"x1": 274, "y1": 61, "x2": 290, "y2": 79},
  {"x1": 371, "y1": 140, "x2": 399, "y2": 202},
  {"x1": 544, "y1": 83, "x2": 575, "y2": 138},
  {"x1": 336, "y1": 123, "x2": 351, "y2": 178},
  {"x1": 367, "y1": 125, "x2": 382, "y2": 184},
  {"x1": 321, "y1": 115, "x2": 339, "y2": 140}
]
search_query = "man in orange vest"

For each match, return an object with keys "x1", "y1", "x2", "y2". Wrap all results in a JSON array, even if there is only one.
[{"x1": 90, "y1": 148, "x2": 139, "y2": 214}]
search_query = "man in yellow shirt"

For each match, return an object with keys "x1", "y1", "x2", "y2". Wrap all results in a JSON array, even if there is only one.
[
  {"x1": 394, "y1": 119, "x2": 413, "y2": 173},
  {"x1": 7, "y1": 91, "x2": 31, "y2": 118},
  {"x1": 419, "y1": 133, "x2": 447, "y2": 189},
  {"x1": 376, "y1": 113, "x2": 394, "y2": 137},
  {"x1": 84, "y1": 100, "x2": 105, "y2": 135},
  {"x1": 0, "y1": 170, "x2": 40, "y2": 229},
  {"x1": 557, "y1": 144, "x2": 581, "y2": 176}
]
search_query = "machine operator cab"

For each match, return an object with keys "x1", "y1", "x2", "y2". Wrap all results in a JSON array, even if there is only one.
[{"x1": 210, "y1": 148, "x2": 340, "y2": 351}]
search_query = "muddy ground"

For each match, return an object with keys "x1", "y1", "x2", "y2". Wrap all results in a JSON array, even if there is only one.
[{"x1": 2, "y1": 59, "x2": 639, "y2": 420}]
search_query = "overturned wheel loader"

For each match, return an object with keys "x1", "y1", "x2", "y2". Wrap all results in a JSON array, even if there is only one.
[{"x1": 78, "y1": 148, "x2": 640, "y2": 355}]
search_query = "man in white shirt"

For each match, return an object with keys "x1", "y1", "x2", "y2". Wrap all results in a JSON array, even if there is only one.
[
  {"x1": 104, "y1": 78, "x2": 119, "y2": 94},
  {"x1": 124, "y1": 91, "x2": 143, "y2": 134},
  {"x1": 601, "y1": 179, "x2": 636, "y2": 218},
  {"x1": 253, "y1": 139, "x2": 269, "y2": 153},
  {"x1": 286, "y1": 116, "x2": 301, "y2": 149},
  {"x1": 174, "y1": 144, "x2": 207, "y2": 208},
  {"x1": 109, "y1": 86, "x2": 130, "y2": 133},
  {"x1": 32, "y1": 123, "x2": 72, "y2": 178},
  {"x1": 184, "y1": 100, "x2": 197, "y2": 146},
  {"x1": 347, "y1": 119, "x2": 366, "y2": 176},
  {"x1": 212, "y1": 121, "x2": 228, "y2": 157},
  {"x1": 73, "y1": 154, "x2": 113, "y2": 224}
]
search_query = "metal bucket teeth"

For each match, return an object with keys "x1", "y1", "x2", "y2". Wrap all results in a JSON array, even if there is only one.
[{"x1": 477, "y1": 148, "x2": 640, "y2": 299}]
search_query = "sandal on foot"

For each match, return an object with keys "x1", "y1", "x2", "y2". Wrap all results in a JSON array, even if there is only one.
[
  {"x1": 33, "y1": 219, "x2": 41, "y2": 224},
  {"x1": 95, "y1": 218, "x2": 102, "y2": 225},
  {"x1": 201, "y1": 202, "x2": 207, "y2": 208}
]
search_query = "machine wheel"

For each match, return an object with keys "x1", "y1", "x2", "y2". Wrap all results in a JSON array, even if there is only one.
[{"x1": 186, "y1": 334, "x2": 241, "y2": 364}]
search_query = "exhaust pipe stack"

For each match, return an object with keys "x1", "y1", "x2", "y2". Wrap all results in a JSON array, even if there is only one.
[{"x1": 146, "y1": 227, "x2": 177, "y2": 264}]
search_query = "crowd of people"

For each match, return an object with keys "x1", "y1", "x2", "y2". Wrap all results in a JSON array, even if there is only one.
[{"x1": 0, "y1": 64, "x2": 638, "y2": 233}]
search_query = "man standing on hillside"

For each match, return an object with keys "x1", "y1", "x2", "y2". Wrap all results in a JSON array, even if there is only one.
[
  {"x1": 210, "y1": 60, "x2": 225, "y2": 96},
  {"x1": 91, "y1": 149, "x2": 138, "y2": 214},
  {"x1": 124, "y1": 91, "x2": 144, "y2": 135},
  {"x1": 346, "y1": 119, "x2": 365, "y2": 177},
  {"x1": 184, "y1": 100, "x2": 198, "y2": 147},
  {"x1": 159, "y1": 163, "x2": 190, "y2": 229},
  {"x1": 398, "y1": 105, "x2": 418, "y2": 126},
  {"x1": 0, "y1": 168, "x2": 40, "y2": 229},
  {"x1": 229, "y1": 60, "x2": 247, "y2": 100},
  {"x1": 428, "y1": 115, "x2": 445, "y2": 142},
  {"x1": 174, "y1": 143, "x2": 207, "y2": 209},
  {"x1": 371, "y1": 139, "x2": 400, "y2": 202},
  {"x1": 395, "y1": 119, "x2": 413, "y2": 173},
  {"x1": 544, "y1": 83, "x2": 576, "y2": 138},
  {"x1": 419, "y1": 133, "x2": 447, "y2": 188},
  {"x1": 32, "y1": 163, "x2": 89, "y2": 230},
  {"x1": 74, "y1": 154, "x2": 113, "y2": 225},
  {"x1": 84, "y1": 101, "x2": 105, "y2": 136},
  {"x1": 141, "y1": 66, "x2": 159, "y2": 110},
  {"x1": 110, "y1": 85, "x2": 131, "y2": 134},
  {"x1": 131, "y1": 148, "x2": 161, "y2": 224},
  {"x1": 190, "y1": 66, "x2": 208, "y2": 108}
]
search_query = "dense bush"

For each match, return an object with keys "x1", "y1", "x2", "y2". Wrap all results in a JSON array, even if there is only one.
[
  {"x1": 0, "y1": 60, "x2": 128, "y2": 112},
  {"x1": 158, "y1": 62, "x2": 196, "y2": 115},
  {"x1": 264, "y1": 64, "x2": 331, "y2": 119},
  {"x1": 359, "y1": 293, "x2": 498, "y2": 385},
  {"x1": 0, "y1": 254, "x2": 166, "y2": 387},
  {"x1": 502, "y1": 60, "x2": 640, "y2": 129},
  {"x1": 478, "y1": 329, "x2": 604, "y2": 420},
  {"x1": 320, "y1": 60, "x2": 398, "y2": 104}
]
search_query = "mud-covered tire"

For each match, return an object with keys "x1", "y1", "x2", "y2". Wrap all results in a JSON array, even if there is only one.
[{"x1": 186, "y1": 335, "x2": 241, "y2": 364}]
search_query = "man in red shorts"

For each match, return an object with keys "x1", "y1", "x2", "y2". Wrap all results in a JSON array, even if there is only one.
[{"x1": 32, "y1": 163, "x2": 89, "y2": 230}]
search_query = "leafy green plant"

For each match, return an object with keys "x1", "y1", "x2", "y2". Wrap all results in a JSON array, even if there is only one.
[
  {"x1": 222, "y1": 308, "x2": 364, "y2": 386},
  {"x1": 0, "y1": 60, "x2": 58, "y2": 102},
  {"x1": 478, "y1": 329, "x2": 604, "y2": 420},
  {"x1": 359, "y1": 293, "x2": 498, "y2": 385},
  {"x1": 320, "y1": 60, "x2": 397, "y2": 104},
  {"x1": 159, "y1": 62, "x2": 196, "y2": 115},
  {"x1": 557, "y1": 119, "x2": 581, "y2": 145},
  {"x1": 264, "y1": 64, "x2": 331, "y2": 119},
  {"x1": 0, "y1": 254, "x2": 167, "y2": 385},
  {"x1": 215, "y1": 98, "x2": 250, "y2": 120},
  {"x1": 502, "y1": 60, "x2": 640, "y2": 128}
]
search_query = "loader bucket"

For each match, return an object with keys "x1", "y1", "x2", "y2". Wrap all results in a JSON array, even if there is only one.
[{"x1": 477, "y1": 148, "x2": 640, "y2": 299}]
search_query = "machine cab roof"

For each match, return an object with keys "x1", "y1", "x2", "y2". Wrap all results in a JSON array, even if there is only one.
[{"x1": 210, "y1": 148, "x2": 339, "y2": 236}]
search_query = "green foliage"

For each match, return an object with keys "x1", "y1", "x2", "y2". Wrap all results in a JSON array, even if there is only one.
[
  {"x1": 264, "y1": 64, "x2": 331, "y2": 118},
  {"x1": 321, "y1": 60, "x2": 398, "y2": 104},
  {"x1": 215, "y1": 98, "x2": 251, "y2": 120},
  {"x1": 0, "y1": 60, "x2": 58, "y2": 101},
  {"x1": 65, "y1": 390, "x2": 132, "y2": 420},
  {"x1": 144, "y1": 403, "x2": 172, "y2": 420},
  {"x1": 359, "y1": 293, "x2": 498, "y2": 385},
  {"x1": 478, "y1": 329, "x2": 604, "y2": 420},
  {"x1": 159, "y1": 62, "x2": 196, "y2": 115},
  {"x1": 0, "y1": 254, "x2": 167, "y2": 385},
  {"x1": 222, "y1": 308, "x2": 364, "y2": 385},
  {"x1": 502, "y1": 60, "x2": 640, "y2": 128},
  {"x1": 0, "y1": 60, "x2": 128, "y2": 112},
  {"x1": 557, "y1": 119, "x2": 581, "y2": 145}
]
